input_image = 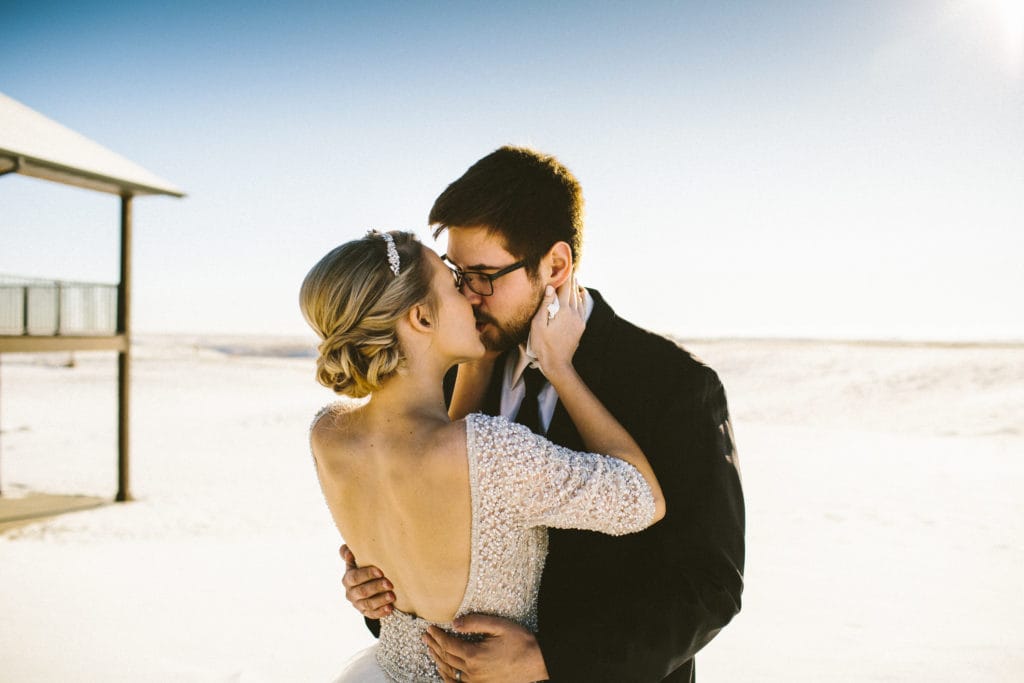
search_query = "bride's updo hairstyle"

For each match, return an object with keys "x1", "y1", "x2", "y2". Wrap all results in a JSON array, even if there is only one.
[{"x1": 299, "y1": 231, "x2": 435, "y2": 398}]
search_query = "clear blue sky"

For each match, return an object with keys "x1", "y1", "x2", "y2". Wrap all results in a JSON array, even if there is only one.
[{"x1": 2, "y1": 0, "x2": 1022, "y2": 340}]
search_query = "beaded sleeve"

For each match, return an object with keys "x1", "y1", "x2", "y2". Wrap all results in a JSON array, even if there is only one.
[{"x1": 468, "y1": 413, "x2": 656, "y2": 536}]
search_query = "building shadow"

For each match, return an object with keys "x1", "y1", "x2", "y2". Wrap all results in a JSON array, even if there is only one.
[{"x1": 0, "y1": 491, "x2": 109, "y2": 534}]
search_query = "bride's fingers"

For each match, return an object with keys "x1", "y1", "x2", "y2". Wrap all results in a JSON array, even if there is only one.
[
  {"x1": 557, "y1": 275, "x2": 573, "y2": 309},
  {"x1": 542, "y1": 284, "x2": 557, "y2": 311},
  {"x1": 534, "y1": 285, "x2": 556, "y2": 325},
  {"x1": 561, "y1": 276, "x2": 579, "y2": 317}
]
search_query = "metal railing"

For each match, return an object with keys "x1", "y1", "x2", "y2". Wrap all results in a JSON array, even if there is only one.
[{"x1": 0, "y1": 274, "x2": 118, "y2": 336}]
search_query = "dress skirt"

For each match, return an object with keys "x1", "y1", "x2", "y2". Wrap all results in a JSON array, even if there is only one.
[{"x1": 333, "y1": 645, "x2": 391, "y2": 682}]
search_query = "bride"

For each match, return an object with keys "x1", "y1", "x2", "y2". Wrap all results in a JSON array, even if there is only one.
[{"x1": 300, "y1": 230, "x2": 665, "y2": 682}]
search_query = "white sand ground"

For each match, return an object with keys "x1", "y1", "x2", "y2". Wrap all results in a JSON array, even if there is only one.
[{"x1": 0, "y1": 337, "x2": 1021, "y2": 682}]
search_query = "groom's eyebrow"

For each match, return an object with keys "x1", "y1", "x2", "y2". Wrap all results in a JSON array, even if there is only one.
[{"x1": 445, "y1": 254, "x2": 502, "y2": 272}]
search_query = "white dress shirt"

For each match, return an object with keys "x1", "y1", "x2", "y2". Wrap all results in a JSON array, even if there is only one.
[{"x1": 499, "y1": 288, "x2": 595, "y2": 434}]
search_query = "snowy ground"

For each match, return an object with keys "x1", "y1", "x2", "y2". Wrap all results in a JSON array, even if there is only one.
[{"x1": 0, "y1": 336, "x2": 1021, "y2": 682}]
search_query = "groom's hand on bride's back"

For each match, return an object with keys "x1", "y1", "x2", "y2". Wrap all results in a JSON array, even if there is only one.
[
  {"x1": 424, "y1": 615, "x2": 548, "y2": 683},
  {"x1": 340, "y1": 544, "x2": 396, "y2": 619}
]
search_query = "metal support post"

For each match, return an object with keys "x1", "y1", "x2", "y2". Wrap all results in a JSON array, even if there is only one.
[{"x1": 116, "y1": 194, "x2": 133, "y2": 502}]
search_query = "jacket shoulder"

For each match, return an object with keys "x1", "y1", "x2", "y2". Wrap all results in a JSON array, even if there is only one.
[{"x1": 607, "y1": 317, "x2": 724, "y2": 403}]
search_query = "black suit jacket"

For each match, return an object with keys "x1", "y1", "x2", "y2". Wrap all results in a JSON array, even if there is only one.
[{"x1": 371, "y1": 290, "x2": 745, "y2": 682}]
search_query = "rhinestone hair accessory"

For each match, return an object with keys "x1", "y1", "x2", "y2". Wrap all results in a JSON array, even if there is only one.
[{"x1": 369, "y1": 230, "x2": 401, "y2": 276}]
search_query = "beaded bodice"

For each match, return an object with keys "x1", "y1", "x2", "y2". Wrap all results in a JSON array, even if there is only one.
[{"x1": 348, "y1": 412, "x2": 656, "y2": 681}]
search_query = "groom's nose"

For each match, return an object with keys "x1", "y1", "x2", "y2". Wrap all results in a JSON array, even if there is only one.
[{"x1": 461, "y1": 287, "x2": 485, "y2": 307}]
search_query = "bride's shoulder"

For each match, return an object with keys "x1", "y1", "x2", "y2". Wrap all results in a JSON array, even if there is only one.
[
  {"x1": 311, "y1": 399, "x2": 356, "y2": 426},
  {"x1": 309, "y1": 400, "x2": 365, "y2": 447},
  {"x1": 461, "y1": 413, "x2": 533, "y2": 443},
  {"x1": 461, "y1": 412, "x2": 507, "y2": 431}
]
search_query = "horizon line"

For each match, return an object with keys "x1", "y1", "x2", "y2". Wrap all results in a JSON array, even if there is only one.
[{"x1": 125, "y1": 332, "x2": 1024, "y2": 350}]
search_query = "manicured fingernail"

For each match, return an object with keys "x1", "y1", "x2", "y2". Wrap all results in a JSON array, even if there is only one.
[
  {"x1": 372, "y1": 569, "x2": 382, "y2": 578},
  {"x1": 383, "y1": 580, "x2": 393, "y2": 590}
]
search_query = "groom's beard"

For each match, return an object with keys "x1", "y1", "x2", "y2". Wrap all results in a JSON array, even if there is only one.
[
  {"x1": 475, "y1": 287, "x2": 545, "y2": 353},
  {"x1": 476, "y1": 310, "x2": 530, "y2": 352}
]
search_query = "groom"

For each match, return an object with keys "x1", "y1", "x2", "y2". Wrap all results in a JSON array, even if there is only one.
[{"x1": 342, "y1": 146, "x2": 745, "y2": 682}]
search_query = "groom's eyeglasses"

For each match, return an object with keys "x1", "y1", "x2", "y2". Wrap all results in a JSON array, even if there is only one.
[{"x1": 441, "y1": 254, "x2": 526, "y2": 297}]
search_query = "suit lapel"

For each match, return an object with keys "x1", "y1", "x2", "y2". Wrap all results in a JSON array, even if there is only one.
[{"x1": 544, "y1": 288, "x2": 617, "y2": 448}]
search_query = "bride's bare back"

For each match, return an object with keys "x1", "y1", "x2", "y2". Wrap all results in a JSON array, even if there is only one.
[{"x1": 312, "y1": 403, "x2": 473, "y2": 623}]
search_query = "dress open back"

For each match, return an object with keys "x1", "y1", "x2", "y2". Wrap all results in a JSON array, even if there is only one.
[{"x1": 326, "y1": 412, "x2": 655, "y2": 682}]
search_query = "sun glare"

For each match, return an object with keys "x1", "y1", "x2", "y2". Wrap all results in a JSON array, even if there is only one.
[{"x1": 976, "y1": 0, "x2": 1024, "y2": 71}]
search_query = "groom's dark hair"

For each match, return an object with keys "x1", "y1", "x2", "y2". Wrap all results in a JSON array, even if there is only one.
[{"x1": 429, "y1": 146, "x2": 584, "y2": 272}]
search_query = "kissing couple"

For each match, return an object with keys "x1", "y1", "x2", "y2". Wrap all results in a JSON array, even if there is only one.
[{"x1": 300, "y1": 147, "x2": 745, "y2": 682}]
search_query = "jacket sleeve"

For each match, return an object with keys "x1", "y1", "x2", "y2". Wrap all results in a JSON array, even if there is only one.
[{"x1": 537, "y1": 368, "x2": 745, "y2": 682}]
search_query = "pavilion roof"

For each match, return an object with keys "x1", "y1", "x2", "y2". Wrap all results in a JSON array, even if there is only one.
[{"x1": 0, "y1": 91, "x2": 184, "y2": 197}]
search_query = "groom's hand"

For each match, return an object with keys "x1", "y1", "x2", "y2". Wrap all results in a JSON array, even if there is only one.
[
  {"x1": 424, "y1": 615, "x2": 548, "y2": 683},
  {"x1": 340, "y1": 544, "x2": 395, "y2": 619}
]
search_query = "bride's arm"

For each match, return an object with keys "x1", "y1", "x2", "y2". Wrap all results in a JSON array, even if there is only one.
[
  {"x1": 531, "y1": 283, "x2": 666, "y2": 521},
  {"x1": 447, "y1": 353, "x2": 498, "y2": 420}
]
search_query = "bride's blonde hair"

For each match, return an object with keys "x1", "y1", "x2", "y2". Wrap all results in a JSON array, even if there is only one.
[{"x1": 299, "y1": 231, "x2": 435, "y2": 398}]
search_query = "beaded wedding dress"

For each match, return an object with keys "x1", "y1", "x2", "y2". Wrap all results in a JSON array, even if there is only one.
[{"x1": 331, "y1": 412, "x2": 656, "y2": 682}]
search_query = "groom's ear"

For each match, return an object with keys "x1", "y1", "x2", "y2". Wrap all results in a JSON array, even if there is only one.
[{"x1": 541, "y1": 241, "x2": 573, "y2": 288}]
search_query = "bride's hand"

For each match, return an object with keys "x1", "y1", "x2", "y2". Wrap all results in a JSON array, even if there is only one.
[{"x1": 529, "y1": 277, "x2": 585, "y2": 380}]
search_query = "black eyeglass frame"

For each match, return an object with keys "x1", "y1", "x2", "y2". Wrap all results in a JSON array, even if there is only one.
[{"x1": 441, "y1": 254, "x2": 527, "y2": 296}]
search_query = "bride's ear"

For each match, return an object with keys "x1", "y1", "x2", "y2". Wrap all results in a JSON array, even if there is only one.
[{"x1": 407, "y1": 302, "x2": 434, "y2": 333}]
